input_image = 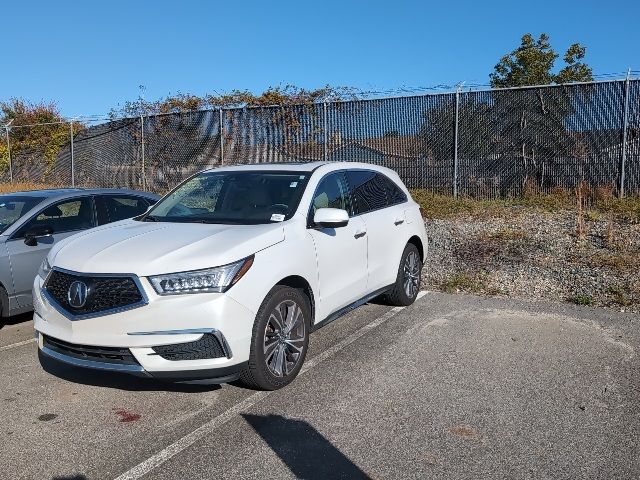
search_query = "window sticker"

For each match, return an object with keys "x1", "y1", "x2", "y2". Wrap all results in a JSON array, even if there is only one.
[
  {"x1": 290, "y1": 181, "x2": 298, "y2": 188},
  {"x1": 270, "y1": 213, "x2": 285, "y2": 222}
]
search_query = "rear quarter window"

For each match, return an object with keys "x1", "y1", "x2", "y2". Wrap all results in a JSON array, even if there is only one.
[
  {"x1": 345, "y1": 170, "x2": 388, "y2": 215},
  {"x1": 382, "y1": 175, "x2": 408, "y2": 206}
]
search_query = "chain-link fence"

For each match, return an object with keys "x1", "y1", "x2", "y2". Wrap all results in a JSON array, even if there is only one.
[{"x1": 2, "y1": 78, "x2": 639, "y2": 197}]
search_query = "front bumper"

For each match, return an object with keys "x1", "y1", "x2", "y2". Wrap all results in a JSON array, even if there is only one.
[{"x1": 33, "y1": 274, "x2": 256, "y2": 381}]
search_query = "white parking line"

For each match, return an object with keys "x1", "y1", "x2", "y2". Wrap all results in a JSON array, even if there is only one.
[
  {"x1": 114, "y1": 291, "x2": 427, "y2": 480},
  {"x1": 0, "y1": 338, "x2": 36, "y2": 352}
]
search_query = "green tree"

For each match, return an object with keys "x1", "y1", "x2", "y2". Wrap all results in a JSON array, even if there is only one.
[
  {"x1": 485, "y1": 34, "x2": 596, "y2": 195},
  {"x1": 490, "y1": 33, "x2": 593, "y2": 88}
]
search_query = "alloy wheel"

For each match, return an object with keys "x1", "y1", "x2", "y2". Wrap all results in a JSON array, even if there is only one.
[
  {"x1": 263, "y1": 299, "x2": 306, "y2": 377},
  {"x1": 403, "y1": 251, "x2": 420, "y2": 299}
]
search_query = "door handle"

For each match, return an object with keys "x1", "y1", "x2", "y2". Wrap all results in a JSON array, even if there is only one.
[
  {"x1": 394, "y1": 219, "x2": 404, "y2": 225},
  {"x1": 354, "y1": 230, "x2": 367, "y2": 239}
]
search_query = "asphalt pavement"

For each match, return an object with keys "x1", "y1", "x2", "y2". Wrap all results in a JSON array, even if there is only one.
[{"x1": 1, "y1": 292, "x2": 638, "y2": 480}]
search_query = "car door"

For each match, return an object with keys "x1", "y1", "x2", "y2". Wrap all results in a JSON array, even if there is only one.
[
  {"x1": 96, "y1": 194, "x2": 152, "y2": 225},
  {"x1": 6, "y1": 196, "x2": 96, "y2": 309},
  {"x1": 306, "y1": 171, "x2": 368, "y2": 320},
  {"x1": 345, "y1": 170, "x2": 408, "y2": 293}
]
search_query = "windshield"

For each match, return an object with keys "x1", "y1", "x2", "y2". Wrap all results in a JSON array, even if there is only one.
[
  {"x1": 0, "y1": 195, "x2": 45, "y2": 233},
  {"x1": 143, "y1": 171, "x2": 310, "y2": 225}
]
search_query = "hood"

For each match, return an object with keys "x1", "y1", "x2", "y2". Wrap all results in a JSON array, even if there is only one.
[{"x1": 50, "y1": 219, "x2": 285, "y2": 276}]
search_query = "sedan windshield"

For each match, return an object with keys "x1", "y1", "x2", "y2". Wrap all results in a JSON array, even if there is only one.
[
  {"x1": 143, "y1": 171, "x2": 310, "y2": 225},
  {"x1": 0, "y1": 195, "x2": 45, "y2": 233}
]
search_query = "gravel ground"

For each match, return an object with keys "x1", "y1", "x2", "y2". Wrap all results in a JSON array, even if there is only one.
[{"x1": 423, "y1": 208, "x2": 640, "y2": 313}]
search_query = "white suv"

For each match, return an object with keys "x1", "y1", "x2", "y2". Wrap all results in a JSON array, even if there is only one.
[{"x1": 34, "y1": 162, "x2": 427, "y2": 390}]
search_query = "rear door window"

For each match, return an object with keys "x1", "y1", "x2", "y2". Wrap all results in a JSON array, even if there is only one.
[
  {"x1": 101, "y1": 195, "x2": 151, "y2": 224},
  {"x1": 345, "y1": 170, "x2": 388, "y2": 215}
]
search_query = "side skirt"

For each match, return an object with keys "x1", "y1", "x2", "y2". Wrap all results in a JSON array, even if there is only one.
[{"x1": 311, "y1": 285, "x2": 393, "y2": 333}]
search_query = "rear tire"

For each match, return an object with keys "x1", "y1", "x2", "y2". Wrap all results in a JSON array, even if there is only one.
[
  {"x1": 239, "y1": 285, "x2": 311, "y2": 390},
  {"x1": 385, "y1": 243, "x2": 422, "y2": 306}
]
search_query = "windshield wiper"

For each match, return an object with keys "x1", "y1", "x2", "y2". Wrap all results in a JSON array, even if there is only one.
[{"x1": 141, "y1": 215, "x2": 159, "y2": 222}]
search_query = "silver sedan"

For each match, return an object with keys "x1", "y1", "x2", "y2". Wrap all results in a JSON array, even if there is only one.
[{"x1": 0, "y1": 188, "x2": 160, "y2": 318}]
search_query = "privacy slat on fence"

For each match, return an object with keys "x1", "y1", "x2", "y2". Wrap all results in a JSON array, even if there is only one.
[{"x1": 3, "y1": 79, "x2": 639, "y2": 197}]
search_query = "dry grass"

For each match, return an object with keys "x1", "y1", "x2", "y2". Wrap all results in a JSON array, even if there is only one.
[
  {"x1": 411, "y1": 189, "x2": 640, "y2": 225},
  {"x1": 585, "y1": 250, "x2": 640, "y2": 272},
  {"x1": 0, "y1": 182, "x2": 61, "y2": 194}
]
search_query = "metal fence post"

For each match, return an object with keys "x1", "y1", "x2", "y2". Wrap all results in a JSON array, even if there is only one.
[
  {"x1": 619, "y1": 70, "x2": 631, "y2": 198},
  {"x1": 453, "y1": 85, "x2": 461, "y2": 198},
  {"x1": 219, "y1": 108, "x2": 224, "y2": 165},
  {"x1": 140, "y1": 115, "x2": 146, "y2": 191},
  {"x1": 69, "y1": 121, "x2": 75, "y2": 187},
  {"x1": 323, "y1": 101, "x2": 328, "y2": 162},
  {"x1": 4, "y1": 121, "x2": 12, "y2": 183}
]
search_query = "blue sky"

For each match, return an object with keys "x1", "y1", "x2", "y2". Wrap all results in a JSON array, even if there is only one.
[{"x1": 2, "y1": 0, "x2": 638, "y2": 118}]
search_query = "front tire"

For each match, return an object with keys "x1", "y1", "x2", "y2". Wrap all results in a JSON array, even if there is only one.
[
  {"x1": 385, "y1": 243, "x2": 422, "y2": 306},
  {"x1": 239, "y1": 285, "x2": 311, "y2": 390}
]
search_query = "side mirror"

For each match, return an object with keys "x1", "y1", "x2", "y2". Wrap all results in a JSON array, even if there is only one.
[
  {"x1": 313, "y1": 208, "x2": 349, "y2": 228},
  {"x1": 24, "y1": 226, "x2": 53, "y2": 247}
]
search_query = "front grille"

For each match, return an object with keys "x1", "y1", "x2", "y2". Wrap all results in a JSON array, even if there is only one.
[
  {"x1": 42, "y1": 334, "x2": 140, "y2": 366},
  {"x1": 152, "y1": 334, "x2": 226, "y2": 361},
  {"x1": 44, "y1": 269, "x2": 143, "y2": 316}
]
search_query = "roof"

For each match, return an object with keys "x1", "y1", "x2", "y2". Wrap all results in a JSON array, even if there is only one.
[
  {"x1": 205, "y1": 161, "x2": 329, "y2": 173},
  {"x1": 0, "y1": 188, "x2": 159, "y2": 199},
  {"x1": 0, "y1": 188, "x2": 83, "y2": 198}
]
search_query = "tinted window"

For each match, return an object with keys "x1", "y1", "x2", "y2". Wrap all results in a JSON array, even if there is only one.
[
  {"x1": 103, "y1": 195, "x2": 150, "y2": 223},
  {"x1": 0, "y1": 195, "x2": 45, "y2": 233},
  {"x1": 310, "y1": 172, "x2": 351, "y2": 216},
  {"x1": 346, "y1": 170, "x2": 388, "y2": 214},
  {"x1": 382, "y1": 175, "x2": 407, "y2": 205},
  {"x1": 19, "y1": 197, "x2": 94, "y2": 235}
]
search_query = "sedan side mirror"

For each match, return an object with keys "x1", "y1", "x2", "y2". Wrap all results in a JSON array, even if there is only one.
[
  {"x1": 24, "y1": 225, "x2": 53, "y2": 247},
  {"x1": 313, "y1": 208, "x2": 349, "y2": 228}
]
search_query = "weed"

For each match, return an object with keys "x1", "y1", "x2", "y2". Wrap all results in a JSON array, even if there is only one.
[
  {"x1": 585, "y1": 210, "x2": 601, "y2": 222},
  {"x1": 439, "y1": 273, "x2": 485, "y2": 294},
  {"x1": 607, "y1": 285, "x2": 633, "y2": 306},
  {"x1": 570, "y1": 294, "x2": 594, "y2": 306},
  {"x1": 488, "y1": 228, "x2": 526, "y2": 241},
  {"x1": 587, "y1": 251, "x2": 639, "y2": 272}
]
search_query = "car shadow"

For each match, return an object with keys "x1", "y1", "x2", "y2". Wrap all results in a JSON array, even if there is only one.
[
  {"x1": 0, "y1": 312, "x2": 33, "y2": 330},
  {"x1": 242, "y1": 413, "x2": 371, "y2": 479},
  {"x1": 38, "y1": 351, "x2": 220, "y2": 393}
]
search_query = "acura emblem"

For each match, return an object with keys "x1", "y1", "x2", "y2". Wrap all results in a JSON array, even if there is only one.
[{"x1": 68, "y1": 281, "x2": 89, "y2": 308}]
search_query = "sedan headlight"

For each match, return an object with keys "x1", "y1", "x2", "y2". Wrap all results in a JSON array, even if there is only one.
[
  {"x1": 38, "y1": 257, "x2": 52, "y2": 280},
  {"x1": 148, "y1": 256, "x2": 254, "y2": 295}
]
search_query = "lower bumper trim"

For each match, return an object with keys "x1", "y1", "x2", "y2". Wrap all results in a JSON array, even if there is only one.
[
  {"x1": 40, "y1": 345, "x2": 145, "y2": 373},
  {"x1": 39, "y1": 345, "x2": 247, "y2": 383}
]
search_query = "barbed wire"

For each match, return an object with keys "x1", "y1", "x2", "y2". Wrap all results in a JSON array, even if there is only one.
[{"x1": 4, "y1": 70, "x2": 639, "y2": 127}]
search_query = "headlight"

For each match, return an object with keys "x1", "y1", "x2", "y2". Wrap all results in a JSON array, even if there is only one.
[
  {"x1": 38, "y1": 257, "x2": 51, "y2": 280},
  {"x1": 148, "y1": 256, "x2": 254, "y2": 295}
]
